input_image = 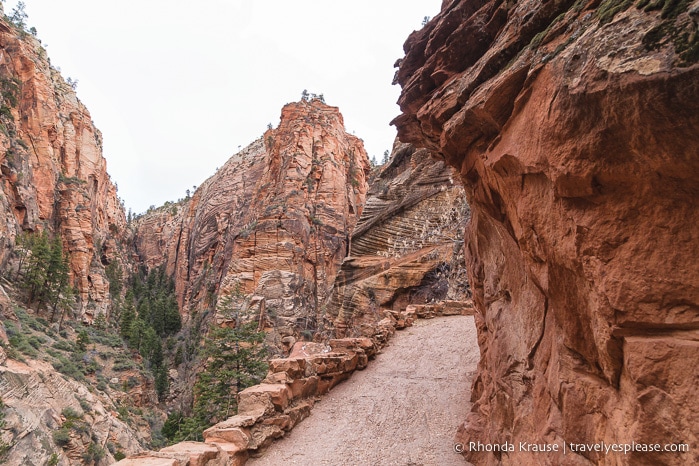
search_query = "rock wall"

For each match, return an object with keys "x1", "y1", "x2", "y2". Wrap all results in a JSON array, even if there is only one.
[
  {"x1": 326, "y1": 141, "x2": 470, "y2": 339},
  {"x1": 0, "y1": 356, "x2": 144, "y2": 465},
  {"x1": 133, "y1": 99, "x2": 370, "y2": 351},
  {"x1": 393, "y1": 0, "x2": 699, "y2": 464},
  {"x1": 0, "y1": 12, "x2": 126, "y2": 318}
]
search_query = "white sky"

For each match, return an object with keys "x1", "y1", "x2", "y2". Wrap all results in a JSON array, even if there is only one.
[{"x1": 4, "y1": 0, "x2": 442, "y2": 214}]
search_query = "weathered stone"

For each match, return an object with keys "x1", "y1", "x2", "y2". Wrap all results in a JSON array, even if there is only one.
[
  {"x1": 113, "y1": 456, "x2": 180, "y2": 466},
  {"x1": 238, "y1": 383, "x2": 292, "y2": 414},
  {"x1": 268, "y1": 357, "x2": 307, "y2": 379},
  {"x1": 262, "y1": 371, "x2": 290, "y2": 385},
  {"x1": 288, "y1": 342, "x2": 329, "y2": 359},
  {"x1": 262, "y1": 414, "x2": 293, "y2": 431},
  {"x1": 280, "y1": 336, "x2": 296, "y2": 353},
  {"x1": 203, "y1": 424, "x2": 250, "y2": 450},
  {"x1": 328, "y1": 337, "x2": 375, "y2": 357},
  {"x1": 393, "y1": 0, "x2": 699, "y2": 463},
  {"x1": 206, "y1": 442, "x2": 249, "y2": 466},
  {"x1": 285, "y1": 400, "x2": 313, "y2": 427},
  {"x1": 288, "y1": 376, "x2": 319, "y2": 400},
  {"x1": 0, "y1": 358, "x2": 144, "y2": 465},
  {"x1": 159, "y1": 442, "x2": 222, "y2": 466},
  {"x1": 442, "y1": 300, "x2": 475, "y2": 316},
  {"x1": 248, "y1": 424, "x2": 284, "y2": 451},
  {"x1": 308, "y1": 353, "x2": 357, "y2": 375}
]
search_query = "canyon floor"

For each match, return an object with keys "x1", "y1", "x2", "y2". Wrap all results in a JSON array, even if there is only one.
[{"x1": 248, "y1": 315, "x2": 478, "y2": 466}]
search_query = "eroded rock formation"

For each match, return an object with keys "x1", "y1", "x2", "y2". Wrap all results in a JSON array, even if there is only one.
[
  {"x1": 0, "y1": 357, "x2": 144, "y2": 465},
  {"x1": 394, "y1": 0, "x2": 699, "y2": 464},
  {"x1": 133, "y1": 99, "x2": 370, "y2": 350},
  {"x1": 326, "y1": 141, "x2": 470, "y2": 339},
  {"x1": 0, "y1": 12, "x2": 126, "y2": 318}
]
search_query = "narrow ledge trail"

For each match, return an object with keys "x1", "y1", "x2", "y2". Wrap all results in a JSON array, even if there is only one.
[{"x1": 248, "y1": 315, "x2": 479, "y2": 466}]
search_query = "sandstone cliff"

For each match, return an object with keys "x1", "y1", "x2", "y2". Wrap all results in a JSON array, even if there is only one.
[
  {"x1": 326, "y1": 140, "x2": 470, "y2": 339},
  {"x1": 0, "y1": 11, "x2": 126, "y2": 319},
  {"x1": 133, "y1": 99, "x2": 370, "y2": 351},
  {"x1": 394, "y1": 0, "x2": 699, "y2": 464}
]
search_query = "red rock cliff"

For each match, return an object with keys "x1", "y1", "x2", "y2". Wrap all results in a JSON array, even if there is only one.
[
  {"x1": 0, "y1": 14, "x2": 126, "y2": 318},
  {"x1": 394, "y1": 0, "x2": 699, "y2": 464},
  {"x1": 134, "y1": 99, "x2": 370, "y2": 350},
  {"x1": 326, "y1": 140, "x2": 470, "y2": 339}
]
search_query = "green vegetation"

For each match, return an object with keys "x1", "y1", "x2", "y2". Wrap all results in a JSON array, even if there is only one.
[
  {"x1": 6, "y1": 1, "x2": 28, "y2": 31},
  {"x1": 51, "y1": 428, "x2": 70, "y2": 447},
  {"x1": 0, "y1": 77, "x2": 20, "y2": 119},
  {"x1": 14, "y1": 232, "x2": 75, "y2": 323},
  {"x1": 0, "y1": 396, "x2": 10, "y2": 458},
  {"x1": 597, "y1": 0, "x2": 635, "y2": 24},
  {"x1": 116, "y1": 266, "x2": 181, "y2": 400},
  {"x1": 163, "y1": 292, "x2": 268, "y2": 442},
  {"x1": 637, "y1": 0, "x2": 699, "y2": 64}
]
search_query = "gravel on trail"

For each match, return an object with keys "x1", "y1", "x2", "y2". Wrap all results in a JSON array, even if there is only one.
[{"x1": 248, "y1": 315, "x2": 479, "y2": 466}]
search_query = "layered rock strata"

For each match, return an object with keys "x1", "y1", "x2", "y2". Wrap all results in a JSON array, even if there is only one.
[
  {"x1": 0, "y1": 357, "x2": 144, "y2": 465},
  {"x1": 133, "y1": 99, "x2": 370, "y2": 349},
  {"x1": 326, "y1": 141, "x2": 470, "y2": 339},
  {"x1": 0, "y1": 11, "x2": 126, "y2": 318},
  {"x1": 394, "y1": 0, "x2": 699, "y2": 464}
]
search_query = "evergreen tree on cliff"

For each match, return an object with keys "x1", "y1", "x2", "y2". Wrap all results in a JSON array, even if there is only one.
[{"x1": 167, "y1": 291, "x2": 268, "y2": 442}]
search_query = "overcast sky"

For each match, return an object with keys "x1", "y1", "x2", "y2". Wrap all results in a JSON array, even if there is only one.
[{"x1": 4, "y1": 0, "x2": 442, "y2": 213}]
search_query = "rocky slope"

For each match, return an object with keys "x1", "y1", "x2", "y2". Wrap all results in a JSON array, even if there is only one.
[
  {"x1": 0, "y1": 354, "x2": 144, "y2": 465},
  {"x1": 326, "y1": 140, "x2": 470, "y2": 339},
  {"x1": 0, "y1": 9, "x2": 126, "y2": 319},
  {"x1": 133, "y1": 99, "x2": 370, "y2": 352},
  {"x1": 394, "y1": 0, "x2": 699, "y2": 464}
]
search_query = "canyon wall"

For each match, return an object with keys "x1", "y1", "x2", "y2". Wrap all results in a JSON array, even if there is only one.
[
  {"x1": 394, "y1": 0, "x2": 699, "y2": 464},
  {"x1": 0, "y1": 13, "x2": 126, "y2": 318},
  {"x1": 326, "y1": 140, "x2": 470, "y2": 339},
  {"x1": 133, "y1": 99, "x2": 370, "y2": 351}
]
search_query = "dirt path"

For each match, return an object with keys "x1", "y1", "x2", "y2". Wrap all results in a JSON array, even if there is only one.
[{"x1": 248, "y1": 315, "x2": 479, "y2": 466}]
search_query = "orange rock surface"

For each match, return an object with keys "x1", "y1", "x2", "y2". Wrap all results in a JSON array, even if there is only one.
[
  {"x1": 326, "y1": 141, "x2": 470, "y2": 339},
  {"x1": 0, "y1": 17, "x2": 126, "y2": 318},
  {"x1": 394, "y1": 1, "x2": 699, "y2": 464},
  {"x1": 133, "y1": 99, "x2": 370, "y2": 348}
]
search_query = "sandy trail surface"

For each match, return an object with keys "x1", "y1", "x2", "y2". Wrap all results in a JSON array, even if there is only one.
[{"x1": 248, "y1": 315, "x2": 479, "y2": 466}]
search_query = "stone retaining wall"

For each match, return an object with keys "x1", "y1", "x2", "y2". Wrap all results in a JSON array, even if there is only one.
[{"x1": 115, "y1": 301, "x2": 473, "y2": 465}]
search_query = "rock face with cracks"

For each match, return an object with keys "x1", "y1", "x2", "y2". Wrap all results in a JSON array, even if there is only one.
[
  {"x1": 0, "y1": 10, "x2": 126, "y2": 319},
  {"x1": 133, "y1": 99, "x2": 370, "y2": 351},
  {"x1": 394, "y1": 0, "x2": 699, "y2": 464},
  {"x1": 326, "y1": 141, "x2": 471, "y2": 339}
]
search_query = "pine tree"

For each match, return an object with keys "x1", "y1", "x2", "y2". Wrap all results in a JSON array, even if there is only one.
[
  {"x1": 76, "y1": 330, "x2": 90, "y2": 352},
  {"x1": 17, "y1": 232, "x2": 74, "y2": 318},
  {"x1": 13, "y1": 231, "x2": 34, "y2": 280},
  {"x1": 173, "y1": 293, "x2": 268, "y2": 441},
  {"x1": 154, "y1": 366, "x2": 169, "y2": 401},
  {"x1": 128, "y1": 318, "x2": 147, "y2": 351},
  {"x1": 119, "y1": 295, "x2": 136, "y2": 339},
  {"x1": 9, "y1": 2, "x2": 28, "y2": 30},
  {"x1": 22, "y1": 231, "x2": 50, "y2": 304},
  {"x1": 45, "y1": 235, "x2": 70, "y2": 313}
]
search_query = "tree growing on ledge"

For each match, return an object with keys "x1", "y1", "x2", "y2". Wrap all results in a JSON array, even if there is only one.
[
  {"x1": 167, "y1": 291, "x2": 268, "y2": 442},
  {"x1": 14, "y1": 232, "x2": 75, "y2": 321}
]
